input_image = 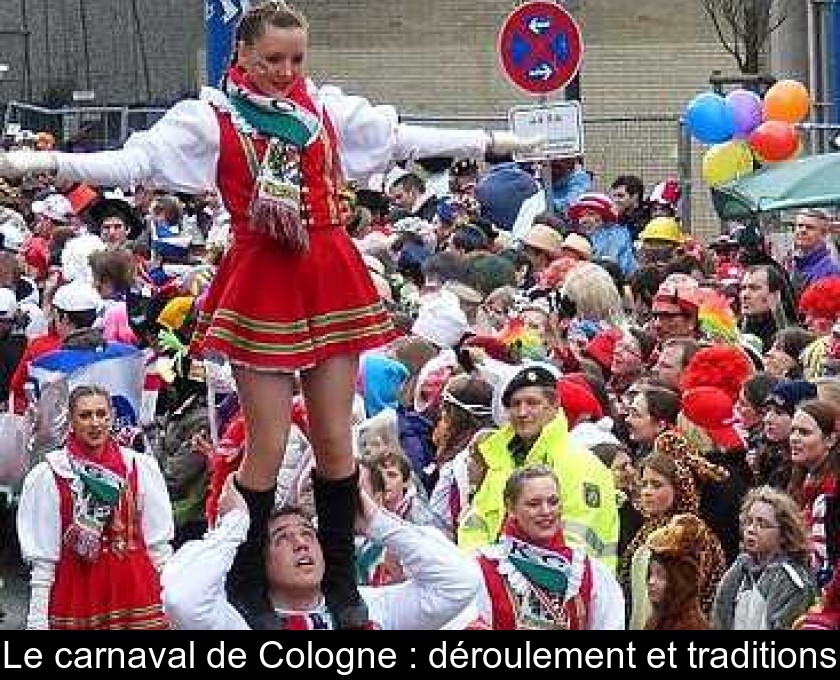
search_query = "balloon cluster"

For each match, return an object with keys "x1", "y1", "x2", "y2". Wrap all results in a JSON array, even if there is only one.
[{"x1": 684, "y1": 80, "x2": 811, "y2": 186}]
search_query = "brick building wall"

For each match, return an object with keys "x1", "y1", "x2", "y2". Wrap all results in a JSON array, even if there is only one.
[{"x1": 0, "y1": 0, "x2": 747, "y2": 233}]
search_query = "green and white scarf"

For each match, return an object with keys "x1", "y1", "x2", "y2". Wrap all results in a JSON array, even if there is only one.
[{"x1": 224, "y1": 67, "x2": 323, "y2": 252}]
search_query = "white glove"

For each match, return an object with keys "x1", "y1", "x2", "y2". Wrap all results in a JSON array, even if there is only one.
[
  {"x1": 487, "y1": 131, "x2": 546, "y2": 156},
  {"x1": 0, "y1": 150, "x2": 58, "y2": 178}
]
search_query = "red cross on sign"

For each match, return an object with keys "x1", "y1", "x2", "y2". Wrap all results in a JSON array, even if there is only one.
[{"x1": 498, "y1": 1, "x2": 584, "y2": 96}]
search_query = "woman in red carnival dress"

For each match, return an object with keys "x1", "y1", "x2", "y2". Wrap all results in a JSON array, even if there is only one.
[
  {"x1": 17, "y1": 385, "x2": 173, "y2": 629},
  {"x1": 0, "y1": 1, "x2": 537, "y2": 627}
]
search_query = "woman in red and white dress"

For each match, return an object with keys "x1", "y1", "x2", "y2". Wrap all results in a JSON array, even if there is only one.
[
  {"x1": 17, "y1": 385, "x2": 173, "y2": 629},
  {"x1": 1, "y1": 1, "x2": 536, "y2": 628},
  {"x1": 473, "y1": 466, "x2": 625, "y2": 630}
]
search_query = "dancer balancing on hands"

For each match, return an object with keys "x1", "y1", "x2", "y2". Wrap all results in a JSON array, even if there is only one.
[{"x1": 1, "y1": 0, "x2": 540, "y2": 628}]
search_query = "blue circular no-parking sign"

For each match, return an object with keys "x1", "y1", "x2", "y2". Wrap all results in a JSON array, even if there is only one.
[{"x1": 498, "y1": 1, "x2": 584, "y2": 96}]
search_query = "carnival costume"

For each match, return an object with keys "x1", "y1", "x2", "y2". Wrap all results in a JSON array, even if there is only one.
[
  {"x1": 17, "y1": 435, "x2": 173, "y2": 629},
  {"x1": 475, "y1": 517, "x2": 624, "y2": 630}
]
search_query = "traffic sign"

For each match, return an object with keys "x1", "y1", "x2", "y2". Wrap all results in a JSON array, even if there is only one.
[
  {"x1": 498, "y1": 1, "x2": 584, "y2": 96},
  {"x1": 508, "y1": 100, "x2": 583, "y2": 161}
]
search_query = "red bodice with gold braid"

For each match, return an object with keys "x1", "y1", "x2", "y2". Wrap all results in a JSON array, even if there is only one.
[
  {"x1": 215, "y1": 77, "x2": 346, "y2": 241},
  {"x1": 48, "y1": 458, "x2": 168, "y2": 630}
]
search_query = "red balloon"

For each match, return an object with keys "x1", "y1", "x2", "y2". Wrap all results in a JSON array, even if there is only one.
[{"x1": 748, "y1": 120, "x2": 799, "y2": 162}]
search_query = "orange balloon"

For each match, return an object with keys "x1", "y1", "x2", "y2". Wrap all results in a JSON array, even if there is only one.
[
  {"x1": 763, "y1": 80, "x2": 810, "y2": 124},
  {"x1": 748, "y1": 121, "x2": 799, "y2": 162}
]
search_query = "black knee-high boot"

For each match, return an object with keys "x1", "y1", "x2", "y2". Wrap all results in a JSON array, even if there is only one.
[
  {"x1": 312, "y1": 470, "x2": 370, "y2": 629},
  {"x1": 226, "y1": 479, "x2": 279, "y2": 629}
]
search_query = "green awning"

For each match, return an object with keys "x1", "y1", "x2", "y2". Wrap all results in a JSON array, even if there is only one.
[{"x1": 711, "y1": 152, "x2": 840, "y2": 220}]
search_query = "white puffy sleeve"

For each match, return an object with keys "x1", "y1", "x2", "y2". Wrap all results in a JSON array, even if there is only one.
[
  {"x1": 318, "y1": 85, "x2": 490, "y2": 180},
  {"x1": 16, "y1": 461, "x2": 61, "y2": 563},
  {"x1": 133, "y1": 451, "x2": 174, "y2": 572},
  {"x1": 16, "y1": 461, "x2": 61, "y2": 630},
  {"x1": 161, "y1": 507, "x2": 250, "y2": 630},
  {"x1": 588, "y1": 556, "x2": 626, "y2": 630},
  {"x1": 53, "y1": 99, "x2": 220, "y2": 193},
  {"x1": 361, "y1": 509, "x2": 482, "y2": 630}
]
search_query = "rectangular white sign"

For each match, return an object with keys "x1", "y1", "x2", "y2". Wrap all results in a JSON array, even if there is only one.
[{"x1": 509, "y1": 100, "x2": 584, "y2": 161}]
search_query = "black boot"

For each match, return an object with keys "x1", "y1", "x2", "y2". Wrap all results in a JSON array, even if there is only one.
[
  {"x1": 312, "y1": 470, "x2": 370, "y2": 629},
  {"x1": 225, "y1": 479, "x2": 279, "y2": 629}
]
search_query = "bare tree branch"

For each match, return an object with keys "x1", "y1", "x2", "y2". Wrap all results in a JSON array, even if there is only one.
[{"x1": 701, "y1": 0, "x2": 789, "y2": 74}]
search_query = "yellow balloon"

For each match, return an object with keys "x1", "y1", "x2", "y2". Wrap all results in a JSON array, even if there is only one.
[{"x1": 702, "y1": 140, "x2": 754, "y2": 186}]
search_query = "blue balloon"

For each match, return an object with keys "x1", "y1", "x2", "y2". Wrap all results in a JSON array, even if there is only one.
[{"x1": 685, "y1": 92, "x2": 736, "y2": 144}]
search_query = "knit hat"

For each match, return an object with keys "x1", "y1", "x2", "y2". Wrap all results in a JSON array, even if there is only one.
[
  {"x1": 412, "y1": 289, "x2": 468, "y2": 348},
  {"x1": 556, "y1": 378, "x2": 603, "y2": 426},
  {"x1": 32, "y1": 193, "x2": 73, "y2": 223},
  {"x1": 22, "y1": 238, "x2": 49, "y2": 281},
  {"x1": 521, "y1": 223, "x2": 563, "y2": 257},
  {"x1": 360, "y1": 353, "x2": 410, "y2": 418},
  {"x1": 680, "y1": 344, "x2": 754, "y2": 402},
  {"x1": 475, "y1": 163, "x2": 540, "y2": 231},
  {"x1": 568, "y1": 192, "x2": 619, "y2": 224},
  {"x1": 652, "y1": 273, "x2": 701, "y2": 314},
  {"x1": 52, "y1": 280, "x2": 103, "y2": 313},
  {"x1": 766, "y1": 379, "x2": 817, "y2": 416},
  {"x1": 681, "y1": 386, "x2": 745, "y2": 451},
  {"x1": 584, "y1": 328, "x2": 622, "y2": 374},
  {"x1": 649, "y1": 179, "x2": 681, "y2": 208}
]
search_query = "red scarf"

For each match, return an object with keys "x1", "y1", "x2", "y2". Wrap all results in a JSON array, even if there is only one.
[
  {"x1": 225, "y1": 63, "x2": 298, "y2": 98},
  {"x1": 500, "y1": 515, "x2": 566, "y2": 552},
  {"x1": 66, "y1": 432, "x2": 126, "y2": 478}
]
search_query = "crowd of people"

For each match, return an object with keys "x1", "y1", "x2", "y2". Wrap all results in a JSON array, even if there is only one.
[{"x1": 0, "y1": 0, "x2": 839, "y2": 631}]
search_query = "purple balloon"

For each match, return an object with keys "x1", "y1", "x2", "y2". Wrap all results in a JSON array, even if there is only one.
[{"x1": 726, "y1": 89, "x2": 763, "y2": 136}]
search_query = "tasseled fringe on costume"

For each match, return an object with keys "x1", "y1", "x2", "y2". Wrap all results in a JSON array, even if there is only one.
[
  {"x1": 64, "y1": 522, "x2": 103, "y2": 562},
  {"x1": 249, "y1": 198, "x2": 310, "y2": 253}
]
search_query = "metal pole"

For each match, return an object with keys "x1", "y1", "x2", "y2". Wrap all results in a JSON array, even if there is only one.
[
  {"x1": 539, "y1": 94, "x2": 554, "y2": 216},
  {"x1": 677, "y1": 117, "x2": 693, "y2": 234},
  {"x1": 818, "y1": 0, "x2": 833, "y2": 152},
  {"x1": 808, "y1": 0, "x2": 820, "y2": 153},
  {"x1": 20, "y1": 0, "x2": 31, "y2": 100}
]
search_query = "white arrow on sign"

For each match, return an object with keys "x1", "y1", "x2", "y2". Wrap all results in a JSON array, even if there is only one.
[
  {"x1": 220, "y1": 0, "x2": 240, "y2": 24},
  {"x1": 528, "y1": 16, "x2": 551, "y2": 35},
  {"x1": 527, "y1": 63, "x2": 554, "y2": 81}
]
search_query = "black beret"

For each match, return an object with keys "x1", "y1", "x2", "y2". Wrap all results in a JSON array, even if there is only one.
[{"x1": 501, "y1": 366, "x2": 558, "y2": 407}]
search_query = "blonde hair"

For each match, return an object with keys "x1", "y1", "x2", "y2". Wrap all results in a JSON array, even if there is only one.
[
  {"x1": 740, "y1": 486, "x2": 810, "y2": 566},
  {"x1": 562, "y1": 262, "x2": 626, "y2": 326}
]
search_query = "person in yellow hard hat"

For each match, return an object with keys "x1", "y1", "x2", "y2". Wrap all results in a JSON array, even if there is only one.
[{"x1": 637, "y1": 217, "x2": 684, "y2": 268}]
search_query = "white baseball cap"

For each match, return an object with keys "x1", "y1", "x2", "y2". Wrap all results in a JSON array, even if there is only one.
[
  {"x1": 52, "y1": 281, "x2": 102, "y2": 313},
  {"x1": 32, "y1": 193, "x2": 74, "y2": 223}
]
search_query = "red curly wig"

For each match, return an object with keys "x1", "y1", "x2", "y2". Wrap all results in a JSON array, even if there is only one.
[
  {"x1": 798, "y1": 276, "x2": 840, "y2": 323},
  {"x1": 679, "y1": 344, "x2": 753, "y2": 402}
]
